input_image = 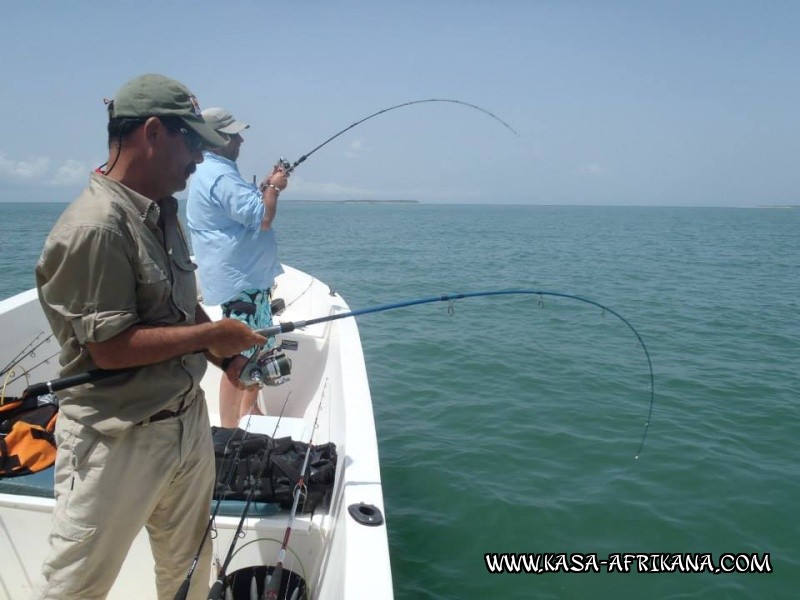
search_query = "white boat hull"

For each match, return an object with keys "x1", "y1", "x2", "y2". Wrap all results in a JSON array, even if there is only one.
[{"x1": 0, "y1": 265, "x2": 393, "y2": 599}]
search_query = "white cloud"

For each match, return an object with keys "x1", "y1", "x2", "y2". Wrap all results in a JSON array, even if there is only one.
[
  {"x1": 0, "y1": 152, "x2": 91, "y2": 188},
  {"x1": 50, "y1": 160, "x2": 91, "y2": 186},
  {"x1": 0, "y1": 153, "x2": 50, "y2": 180},
  {"x1": 576, "y1": 163, "x2": 606, "y2": 175}
]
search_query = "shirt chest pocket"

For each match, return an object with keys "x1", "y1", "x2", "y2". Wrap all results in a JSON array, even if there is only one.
[
  {"x1": 169, "y1": 254, "x2": 199, "y2": 319},
  {"x1": 135, "y1": 260, "x2": 172, "y2": 323}
]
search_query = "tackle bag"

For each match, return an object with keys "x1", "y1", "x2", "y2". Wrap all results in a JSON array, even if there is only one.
[
  {"x1": 211, "y1": 426, "x2": 337, "y2": 513},
  {"x1": 0, "y1": 393, "x2": 58, "y2": 477}
]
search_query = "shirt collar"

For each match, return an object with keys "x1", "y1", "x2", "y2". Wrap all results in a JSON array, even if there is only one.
[
  {"x1": 203, "y1": 150, "x2": 239, "y2": 172},
  {"x1": 89, "y1": 171, "x2": 168, "y2": 227}
]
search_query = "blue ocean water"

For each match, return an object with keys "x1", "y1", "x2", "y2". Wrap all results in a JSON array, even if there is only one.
[{"x1": 1, "y1": 201, "x2": 798, "y2": 599}]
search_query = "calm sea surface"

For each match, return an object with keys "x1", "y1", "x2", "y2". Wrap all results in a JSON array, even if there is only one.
[{"x1": 1, "y1": 201, "x2": 798, "y2": 599}]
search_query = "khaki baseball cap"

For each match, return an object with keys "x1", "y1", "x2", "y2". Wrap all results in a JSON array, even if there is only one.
[
  {"x1": 202, "y1": 107, "x2": 250, "y2": 135},
  {"x1": 108, "y1": 74, "x2": 226, "y2": 149}
]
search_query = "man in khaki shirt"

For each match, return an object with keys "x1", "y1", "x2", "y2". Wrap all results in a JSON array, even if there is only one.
[{"x1": 34, "y1": 74, "x2": 263, "y2": 600}]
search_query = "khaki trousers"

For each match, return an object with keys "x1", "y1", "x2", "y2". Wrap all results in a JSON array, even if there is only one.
[{"x1": 35, "y1": 395, "x2": 215, "y2": 600}]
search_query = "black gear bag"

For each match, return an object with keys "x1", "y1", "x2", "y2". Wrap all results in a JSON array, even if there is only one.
[{"x1": 211, "y1": 426, "x2": 337, "y2": 513}]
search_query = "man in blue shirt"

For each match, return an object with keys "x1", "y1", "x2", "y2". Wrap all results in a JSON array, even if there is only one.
[{"x1": 187, "y1": 107, "x2": 289, "y2": 427}]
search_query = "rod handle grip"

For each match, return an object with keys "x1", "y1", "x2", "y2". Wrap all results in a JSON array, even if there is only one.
[
  {"x1": 207, "y1": 579, "x2": 224, "y2": 600},
  {"x1": 22, "y1": 368, "x2": 126, "y2": 398},
  {"x1": 172, "y1": 579, "x2": 191, "y2": 600}
]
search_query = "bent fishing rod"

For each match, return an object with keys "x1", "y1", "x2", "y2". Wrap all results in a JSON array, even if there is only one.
[
  {"x1": 20, "y1": 289, "x2": 654, "y2": 458},
  {"x1": 277, "y1": 98, "x2": 519, "y2": 174},
  {"x1": 254, "y1": 289, "x2": 655, "y2": 459}
]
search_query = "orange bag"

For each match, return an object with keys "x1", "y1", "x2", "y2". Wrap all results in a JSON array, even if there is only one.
[{"x1": 0, "y1": 395, "x2": 58, "y2": 477}]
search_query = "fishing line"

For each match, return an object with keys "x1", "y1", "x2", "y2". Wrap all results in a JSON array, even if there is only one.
[
  {"x1": 255, "y1": 289, "x2": 655, "y2": 459},
  {"x1": 282, "y1": 275, "x2": 318, "y2": 312},
  {"x1": 282, "y1": 98, "x2": 518, "y2": 174}
]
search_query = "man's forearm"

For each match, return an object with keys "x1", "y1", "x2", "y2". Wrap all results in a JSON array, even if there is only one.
[
  {"x1": 195, "y1": 305, "x2": 227, "y2": 369},
  {"x1": 85, "y1": 321, "x2": 218, "y2": 370},
  {"x1": 260, "y1": 187, "x2": 278, "y2": 230}
]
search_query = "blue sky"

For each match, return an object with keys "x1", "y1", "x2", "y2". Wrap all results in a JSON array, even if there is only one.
[{"x1": 1, "y1": 1, "x2": 798, "y2": 206}]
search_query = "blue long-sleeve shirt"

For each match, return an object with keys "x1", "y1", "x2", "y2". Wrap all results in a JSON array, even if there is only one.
[{"x1": 187, "y1": 152, "x2": 282, "y2": 306}]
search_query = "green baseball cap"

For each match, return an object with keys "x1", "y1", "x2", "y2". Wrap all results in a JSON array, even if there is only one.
[{"x1": 108, "y1": 74, "x2": 226, "y2": 149}]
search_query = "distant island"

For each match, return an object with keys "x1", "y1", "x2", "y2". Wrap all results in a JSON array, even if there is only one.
[{"x1": 293, "y1": 199, "x2": 419, "y2": 205}]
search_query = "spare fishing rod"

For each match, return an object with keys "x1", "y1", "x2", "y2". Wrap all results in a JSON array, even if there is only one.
[
  {"x1": 206, "y1": 392, "x2": 302, "y2": 600},
  {"x1": 172, "y1": 398, "x2": 273, "y2": 600},
  {"x1": 262, "y1": 385, "x2": 325, "y2": 600},
  {"x1": 278, "y1": 98, "x2": 519, "y2": 174},
  {"x1": 1, "y1": 332, "x2": 52, "y2": 376},
  {"x1": 254, "y1": 288, "x2": 655, "y2": 459}
]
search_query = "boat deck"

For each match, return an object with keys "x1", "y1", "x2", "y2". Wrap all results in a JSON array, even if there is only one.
[{"x1": 0, "y1": 468, "x2": 285, "y2": 518}]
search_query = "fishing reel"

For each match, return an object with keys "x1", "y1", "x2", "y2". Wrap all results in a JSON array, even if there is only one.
[
  {"x1": 276, "y1": 156, "x2": 292, "y2": 173},
  {"x1": 239, "y1": 348, "x2": 292, "y2": 387}
]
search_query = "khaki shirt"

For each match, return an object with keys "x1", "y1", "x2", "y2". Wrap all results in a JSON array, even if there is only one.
[{"x1": 36, "y1": 173, "x2": 207, "y2": 435}]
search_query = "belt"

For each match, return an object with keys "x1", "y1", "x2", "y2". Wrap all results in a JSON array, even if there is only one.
[{"x1": 136, "y1": 402, "x2": 191, "y2": 427}]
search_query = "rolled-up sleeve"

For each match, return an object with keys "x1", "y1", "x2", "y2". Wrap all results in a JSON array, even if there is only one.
[{"x1": 36, "y1": 224, "x2": 139, "y2": 344}]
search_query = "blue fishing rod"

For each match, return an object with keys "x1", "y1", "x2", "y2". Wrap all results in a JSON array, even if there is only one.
[
  {"x1": 22, "y1": 289, "x2": 655, "y2": 457},
  {"x1": 252, "y1": 289, "x2": 655, "y2": 459},
  {"x1": 276, "y1": 98, "x2": 519, "y2": 173}
]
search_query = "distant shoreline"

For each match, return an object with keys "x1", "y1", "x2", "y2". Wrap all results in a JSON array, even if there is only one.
[{"x1": 292, "y1": 199, "x2": 419, "y2": 205}]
